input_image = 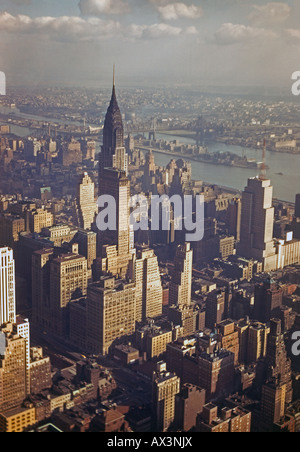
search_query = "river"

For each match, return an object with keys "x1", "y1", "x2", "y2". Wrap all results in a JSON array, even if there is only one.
[
  {"x1": 153, "y1": 133, "x2": 300, "y2": 203},
  {"x1": 1, "y1": 108, "x2": 299, "y2": 203}
]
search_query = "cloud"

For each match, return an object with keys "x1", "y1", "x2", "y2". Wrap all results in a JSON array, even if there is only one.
[
  {"x1": 285, "y1": 28, "x2": 300, "y2": 41},
  {"x1": 128, "y1": 22, "x2": 184, "y2": 39},
  {"x1": 213, "y1": 22, "x2": 277, "y2": 45},
  {"x1": 248, "y1": 2, "x2": 291, "y2": 27},
  {"x1": 156, "y1": 3, "x2": 203, "y2": 20},
  {"x1": 79, "y1": 0, "x2": 130, "y2": 16},
  {"x1": 147, "y1": 0, "x2": 173, "y2": 5},
  {"x1": 0, "y1": 11, "x2": 122, "y2": 41},
  {"x1": 9, "y1": 0, "x2": 32, "y2": 4},
  {"x1": 185, "y1": 25, "x2": 198, "y2": 35},
  {"x1": 0, "y1": 11, "x2": 194, "y2": 42}
]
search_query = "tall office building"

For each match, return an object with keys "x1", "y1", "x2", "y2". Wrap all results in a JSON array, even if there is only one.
[
  {"x1": 49, "y1": 253, "x2": 89, "y2": 337},
  {"x1": 31, "y1": 248, "x2": 54, "y2": 330},
  {"x1": 169, "y1": 243, "x2": 193, "y2": 307},
  {"x1": 0, "y1": 247, "x2": 16, "y2": 325},
  {"x1": 167, "y1": 243, "x2": 198, "y2": 339},
  {"x1": 295, "y1": 194, "x2": 300, "y2": 219},
  {"x1": 227, "y1": 197, "x2": 242, "y2": 243},
  {"x1": 260, "y1": 382, "x2": 287, "y2": 431},
  {"x1": 0, "y1": 214, "x2": 25, "y2": 250},
  {"x1": 166, "y1": 337, "x2": 197, "y2": 383},
  {"x1": 15, "y1": 316, "x2": 30, "y2": 395},
  {"x1": 152, "y1": 361, "x2": 180, "y2": 432},
  {"x1": 60, "y1": 137, "x2": 82, "y2": 166},
  {"x1": 98, "y1": 169, "x2": 133, "y2": 278},
  {"x1": 32, "y1": 248, "x2": 89, "y2": 337},
  {"x1": 259, "y1": 319, "x2": 293, "y2": 431},
  {"x1": 86, "y1": 277, "x2": 136, "y2": 356},
  {"x1": 97, "y1": 72, "x2": 133, "y2": 279},
  {"x1": 168, "y1": 304, "x2": 199, "y2": 338},
  {"x1": 217, "y1": 319, "x2": 239, "y2": 365},
  {"x1": 175, "y1": 383, "x2": 206, "y2": 432},
  {"x1": 235, "y1": 318, "x2": 270, "y2": 365},
  {"x1": 253, "y1": 278, "x2": 283, "y2": 323},
  {"x1": 75, "y1": 229, "x2": 97, "y2": 270},
  {"x1": 205, "y1": 290, "x2": 226, "y2": 330},
  {"x1": 77, "y1": 172, "x2": 97, "y2": 230},
  {"x1": 80, "y1": 138, "x2": 96, "y2": 161},
  {"x1": 239, "y1": 176, "x2": 277, "y2": 272},
  {"x1": 27, "y1": 207, "x2": 54, "y2": 234},
  {"x1": 0, "y1": 323, "x2": 27, "y2": 412},
  {"x1": 132, "y1": 246, "x2": 163, "y2": 322},
  {"x1": 198, "y1": 349, "x2": 235, "y2": 402},
  {"x1": 99, "y1": 70, "x2": 128, "y2": 176},
  {"x1": 142, "y1": 150, "x2": 156, "y2": 191},
  {"x1": 264, "y1": 319, "x2": 293, "y2": 403},
  {"x1": 29, "y1": 346, "x2": 52, "y2": 396}
]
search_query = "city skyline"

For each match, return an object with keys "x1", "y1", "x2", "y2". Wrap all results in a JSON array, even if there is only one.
[
  {"x1": 0, "y1": 0, "x2": 299, "y2": 92},
  {"x1": 0, "y1": 3, "x2": 299, "y2": 432},
  {"x1": 0, "y1": 84, "x2": 299, "y2": 431}
]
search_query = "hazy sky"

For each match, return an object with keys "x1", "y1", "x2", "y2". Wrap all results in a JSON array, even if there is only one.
[{"x1": 0, "y1": 0, "x2": 299, "y2": 90}]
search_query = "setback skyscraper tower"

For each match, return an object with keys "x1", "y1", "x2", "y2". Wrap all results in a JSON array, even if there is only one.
[
  {"x1": 77, "y1": 172, "x2": 97, "y2": 231},
  {"x1": 97, "y1": 70, "x2": 133, "y2": 277},
  {"x1": 0, "y1": 247, "x2": 16, "y2": 325},
  {"x1": 238, "y1": 142, "x2": 277, "y2": 272},
  {"x1": 98, "y1": 68, "x2": 128, "y2": 176},
  {"x1": 238, "y1": 176, "x2": 277, "y2": 272}
]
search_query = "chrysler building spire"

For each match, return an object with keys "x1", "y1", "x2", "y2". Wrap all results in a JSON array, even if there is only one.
[{"x1": 99, "y1": 66, "x2": 128, "y2": 177}]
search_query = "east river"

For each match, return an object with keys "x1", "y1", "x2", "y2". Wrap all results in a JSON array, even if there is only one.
[
  {"x1": 153, "y1": 133, "x2": 300, "y2": 203},
  {"x1": 2, "y1": 111, "x2": 299, "y2": 203}
]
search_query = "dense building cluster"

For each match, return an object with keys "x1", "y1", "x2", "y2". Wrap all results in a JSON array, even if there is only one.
[{"x1": 0, "y1": 80, "x2": 299, "y2": 433}]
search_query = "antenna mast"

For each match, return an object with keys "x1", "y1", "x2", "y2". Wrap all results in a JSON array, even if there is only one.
[{"x1": 259, "y1": 138, "x2": 267, "y2": 180}]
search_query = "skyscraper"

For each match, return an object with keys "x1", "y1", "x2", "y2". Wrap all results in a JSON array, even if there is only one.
[
  {"x1": 99, "y1": 69, "x2": 128, "y2": 176},
  {"x1": 0, "y1": 323, "x2": 27, "y2": 412},
  {"x1": 77, "y1": 172, "x2": 97, "y2": 231},
  {"x1": 227, "y1": 197, "x2": 242, "y2": 243},
  {"x1": 86, "y1": 276, "x2": 136, "y2": 356},
  {"x1": 31, "y1": 248, "x2": 54, "y2": 331},
  {"x1": 239, "y1": 176, "x2": 277, "y2": 272},
  {"x1": 49, "y1": 253, "x2": 89, "y2": 337},
  {"x1": 295, "y1": 194, "x2": 300, "y2": 219},
  {"x1": 175, "y1": 383, "x2": 206, "y2": 431},
  {"x1": 75, "y1": 229, "x2": 97, "y2": 271},
  {"x1": 32, "y1": 248, "x2": 89, "y2": 337},
  {"x1": 198, "y1": 349, "x2": 235, "y2": 402},
  {"x1": 253, "y1": 278, "x2": 283, "y2": 323},
  {"x1": 235, "y1": 318, "x2": 270, "y2": 365},
  {"x1": 98, "y1": 169, "x2": 133, "y2": 278},
  {"x1": 132, "y1": 246, "x2": 163, "y2": 322},
  {"x1": 15, "y1": 316, "x2": 30, "y2": 395},
  {"x1": 0, "y1": 247, "x2": 16, "y2": 325},
  {"x1": 259, "y1": 319, "x2": 293, "y2": 431},
  {"x1": 205, "y1": 290, "x2": 226, "y2": 330},
  {"x1": 97, "y1": 71, "x2": 133, "y2": 279},
  {"x1": 152, "y1": 361, "x2": 180, "y2": 432},
  {"x1": 264, "y1": 318, "x2": 293, "y2": 403},
  {"x1": 169, "y1": 242, "x2": 193, "y2": 308}
]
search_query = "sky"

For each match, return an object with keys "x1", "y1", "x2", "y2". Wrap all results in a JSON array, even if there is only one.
[{"x1": 0, "y1": 0, "x2": 299, "y2": 91}]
